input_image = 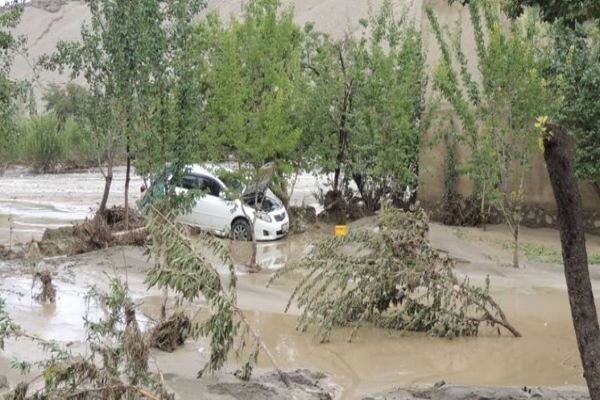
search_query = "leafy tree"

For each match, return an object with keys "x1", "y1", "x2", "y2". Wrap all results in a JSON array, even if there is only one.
[
  {"x1": 427, "y1": 2, "x2": 549, "y2": 267},
  {"x1": 351, "y1": 6, "x2": 426, "y2": 209},
  {"x1": 297, "y1": 1, "x2": 425, "y2": 210},
  {"x1": 198, "y1": 0, "x2": 302, "y2": 265},
  {"x1": 39, "y1": 0, "x2": 205, "y2": 222},
  {"x1": 449, "y1": 1, "x2": 600, "y2": 200},
  {"x1": 0, "y1": 0, "x2": 26, "y2": 166},
  {"x1": 448, "y1": 1, "x2": 600, "y2": 397},
  {"x1": 42, "y1": 82, "x2": 90, "y2": 125},
  {"x1": 62, "y1": 117, "x2": 96, "y2": 168},
  {"x1": 546, "y1": 25, "x2": 600, "y2": 198}
]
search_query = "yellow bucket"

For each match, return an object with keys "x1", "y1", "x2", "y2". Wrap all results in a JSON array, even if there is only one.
[{"x1": 335, "y1": 225, "x2": 348, "y2": 237}]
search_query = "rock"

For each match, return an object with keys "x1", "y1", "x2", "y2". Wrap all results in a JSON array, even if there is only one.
[
  {"x1": 204, "y1": 369, "x2": 334, "y2": 400},
  {"x1": 28, "y1": 0, "x2": 69, "y2": 13},
  {"x1": 530, "y1": 388, "x2": 544, "y2": 398},
  {"x1": 434, "y1": 380, "x2": 446, "y2": 388},
  {"x1": 364, "y1": 385, "x2": 590, "y2": 400}
]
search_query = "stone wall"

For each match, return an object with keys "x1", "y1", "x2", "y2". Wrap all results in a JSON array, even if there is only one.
[{"x1": 422, "y1": 199, "x2": 600, "y2": 235}]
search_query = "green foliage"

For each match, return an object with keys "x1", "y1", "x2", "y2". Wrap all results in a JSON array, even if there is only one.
[
  {"x1": 448, "y1": 0, "x2": 600, "y2": 25},
  {"x1": 38, "y1": 0, "x2": 206, "y2": 214},
  {"x1": 143, "y1": 204, "x2": 273, "y2": 380},
  {"x1": 428, "y1": 2, "x2": 549, "y2": 265},
  {"x1": 271, "y1": 207, "x2": 521, "y2": 342},
  {"x1": 502, "y1": 241, "x2": 600, "y2": 265},
  {"x1": 545, "y1": 24, "x2": 600, "y2": 196},
  {"x1": 62, "y1": 117, "x2": 96, "y2": 168},
  {"x1": 296, "y1": 2, "x2": 426, "y2": 203},
  {"x1": 0, "y1": 297, "x2": 20, "y2": 350},
  {"x1": 22, "y1": 114, "x2": 65, "y2": 173},
  {"x1": 0, "y1": 0, "x2": 27, "y2": 164},
  {"x1": 351, "y1": 3, "x2": 426, "y2": 201},
  {"x1": 42, "y1": 83, "x2": 90, "y2": 125},
  {"x1": 4, "y1": 276, "x2": 172, "y2": 399},
  {"x1": 199, "y1": 0, "x2": 301, "y2": 175}
]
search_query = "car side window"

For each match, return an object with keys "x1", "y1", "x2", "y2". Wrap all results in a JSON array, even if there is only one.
[
  {"x1": 181, "y1": 175, "x2": 199, "y2": 190},
  {"x1": 199, "y1": 176, "x2": 221, "y2": 197}
]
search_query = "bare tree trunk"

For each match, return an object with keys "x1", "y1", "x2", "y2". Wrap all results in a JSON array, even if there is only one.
[
  {"x1": 160, "y1": 287, "x2": 168, "y2": 320},
  {"x1": 544, "y1": 124, "x2": 600, "y2": 400},
  {"x1": 250, "y1": 184, "x2": 259, "y2": 269},
  {"x1": 593, "y1": 181, "x2": 600, "y2": 201},
  {"x1": 512, "y1": 223, "x2": 519, "y2": 269},
  {"x1": 125, "y1": 143, "x2": 131, "y2": 231},
  {"x1": 481, "y1": 187, "x2": 487, "y2": 231},
  {"x1": 97, "y1": 163, "x2": 113, "y2": 220}
]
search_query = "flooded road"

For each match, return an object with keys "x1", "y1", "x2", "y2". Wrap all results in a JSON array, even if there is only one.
[
  {"x1": 0, "y1": 167, "x2": 598, "y2": 398},
  {"x1": 0, "y1": 247, "x2": 592, "y2": 399}
]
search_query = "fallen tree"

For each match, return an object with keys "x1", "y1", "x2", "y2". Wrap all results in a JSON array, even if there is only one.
[
  {"x1": 271, "y1": 206, "x2": 521, "y2": 342},
  {"x1": 143, "y1": 204, "x2": 289, "y2": 383}
]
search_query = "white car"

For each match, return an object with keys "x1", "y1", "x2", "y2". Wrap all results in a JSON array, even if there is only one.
[{"x1": 164, "y1": 165, "x2": 289, "y2": 241}]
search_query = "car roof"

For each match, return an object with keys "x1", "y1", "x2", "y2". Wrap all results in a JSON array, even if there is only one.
[{"x1": 183, "y1": 164, "x2": 227, "y2": 188}]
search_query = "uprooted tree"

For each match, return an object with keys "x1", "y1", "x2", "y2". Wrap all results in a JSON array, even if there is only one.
[{"x1": 271, "y1": 207, "x2": 521, "y2": 343}]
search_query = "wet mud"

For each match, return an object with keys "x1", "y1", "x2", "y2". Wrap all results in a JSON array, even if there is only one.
[{"x1": 1, "y1": 168, "x2": 599, "y2": 399}]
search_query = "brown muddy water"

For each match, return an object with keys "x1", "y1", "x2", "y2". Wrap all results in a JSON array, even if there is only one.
[{"x1": 0, "y1": 168, "x2": 598, "y2": 399}]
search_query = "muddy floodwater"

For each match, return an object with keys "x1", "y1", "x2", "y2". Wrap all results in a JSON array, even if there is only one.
[{"x1": 1, "y1": 167, "x2": 600, "y2": 399}]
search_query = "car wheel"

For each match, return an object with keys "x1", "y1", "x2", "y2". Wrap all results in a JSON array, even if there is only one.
[{"x1": 231, "y1": 219, "x2": 252, "y2": 241}]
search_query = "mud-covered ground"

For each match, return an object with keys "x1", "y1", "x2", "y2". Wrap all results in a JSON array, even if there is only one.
[{"x1": 1, "y1": 167, "x2": 599, "y2": 399}]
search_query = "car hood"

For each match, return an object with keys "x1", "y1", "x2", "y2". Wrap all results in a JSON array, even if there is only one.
[{"x1": 242, "y1": 163, "x2": 275, "y2": 198}]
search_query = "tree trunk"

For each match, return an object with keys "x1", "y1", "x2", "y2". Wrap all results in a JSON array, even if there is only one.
[
  {"x1": 512, "y1": 224, "x2": 519, "y2": 269},
  {"x1": 333, "y1": 167, "x2": 341, "y2": 193},
  {"x1": 97, "y1": 165, "x2": 113, "y2": 220},
  {"x1": 544, "y1": 124, "x2": 600, "y2": 400},
  {"x1": 593, "y1": 181, "x2": 600, "y2": 201},
  {"x1": 160, "y1": 287, "x2": 168, "y2": 320},
  {"x1": 250, "y1": 186, "x2": 259, "y2": 269},
  {"x1": 125, "y1": 145, "x2": 131, "y2": 231},
  {"x1": 480, "y1": 183, "x2": 487, "y2": 231}
]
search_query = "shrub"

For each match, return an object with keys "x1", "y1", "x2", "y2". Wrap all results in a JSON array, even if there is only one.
[
  {"x1": 62, "y1": 117, "x2": 95, "y2": 168},
  {"x1": 22, "y1": 114, "x2": 65, "y2": 173}
]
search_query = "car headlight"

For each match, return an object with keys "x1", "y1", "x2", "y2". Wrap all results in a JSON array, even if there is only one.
[{"x1": 256, "y1": 211, "x2": 272, "y2": 223}]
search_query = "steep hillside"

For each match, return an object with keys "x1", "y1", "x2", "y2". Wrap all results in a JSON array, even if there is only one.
[{"x1": 10, "y1": 0, "x2": 423, "y2": 104}]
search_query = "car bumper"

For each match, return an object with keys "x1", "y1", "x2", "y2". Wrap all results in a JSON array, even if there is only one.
[{"x1": 254, "y1": 216, "x2": 290, "y2": 241}]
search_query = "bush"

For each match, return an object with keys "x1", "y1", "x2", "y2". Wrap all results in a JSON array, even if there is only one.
[
  {"x1": 22, "y1": 114, "x2": 65, "y2": 172},
  {"x1": 62, "y1": 117, "x2": 95, "y2": 168}
]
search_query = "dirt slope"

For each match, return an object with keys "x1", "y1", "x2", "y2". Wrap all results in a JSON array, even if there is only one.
[{"x1": 10, "y1": 0, "x2": 423, "y2": 105}]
